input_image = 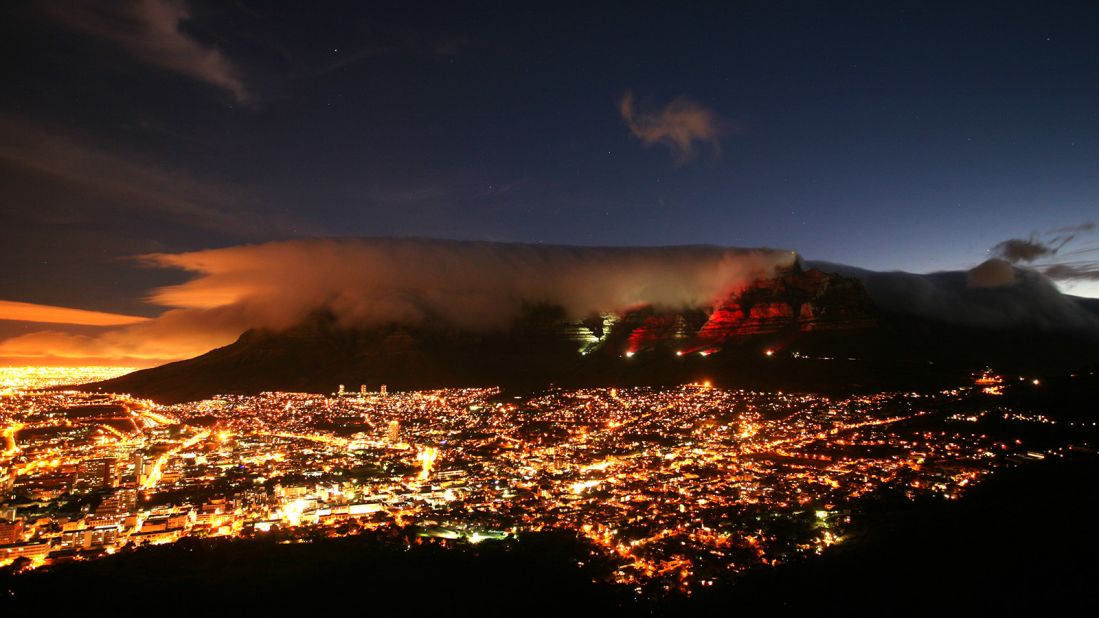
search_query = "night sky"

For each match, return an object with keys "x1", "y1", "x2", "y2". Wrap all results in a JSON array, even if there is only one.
[{"x1": 2, "y1": 0, "x2": 1098, "y2": 325}]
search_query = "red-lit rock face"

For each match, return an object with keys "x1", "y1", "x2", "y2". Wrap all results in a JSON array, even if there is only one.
[{"x1": 609, "y1": 266, "x2": 876, "y2": 354}]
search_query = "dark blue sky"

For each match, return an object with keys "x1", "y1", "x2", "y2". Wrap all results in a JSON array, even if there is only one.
[{"x1": 2, "y1": 0, "x2": 1098, "y2": 316}]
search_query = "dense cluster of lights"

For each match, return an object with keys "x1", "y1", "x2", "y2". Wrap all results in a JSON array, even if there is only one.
[
  {"x1": 0, "y1": 369, "x2": 1092, "y2": 594},
  {"x1": 0, "y1": 366, "x2": 134, "y2": 396}
]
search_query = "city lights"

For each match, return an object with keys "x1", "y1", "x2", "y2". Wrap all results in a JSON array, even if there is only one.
[{"x1": 2, "y1": 370, "x2": 1085, "y2": 595}]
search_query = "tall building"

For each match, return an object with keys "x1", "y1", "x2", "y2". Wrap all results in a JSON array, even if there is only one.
[
  {"x1": 338, "y1": 384, "x2": 346, "y2": 396},
  {"x1": 96, "y1": 488, "x2": 138, "y2": 517},
  {"x1": 133, "y1": 452, "x2": 146, "y2": 485},
  {"x1": 387, "y1": 420, "x2": 400, "y2": 443},
  {"x1": 74, "y1": 458, "x2": 116, "y2": 491},
  {"x1": 0, "y1": 520, "x2": 23, "y2": 545},
  {"x1": 360, "y1": 384, "x2": 367, "y2": 396},
  {"x1": 380, "y1": 384, "x2": 387, "y2": 396}
]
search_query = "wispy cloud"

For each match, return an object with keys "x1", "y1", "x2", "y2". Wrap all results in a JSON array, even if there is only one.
[
  {"x1": 1042, "y1": 264, "x2": 1099, "y2": 281},
  {"x1": 619, "y1": 91, "x2": 731, "y2": 164},
  {"x1": 990, "y1": 221, "x2": 1099, "y2": 283},
  {"x1": 46, "y1": 0, "x2": 248, "y2": 102},
  {"x1": 0, "y1": 300, "x2": 148, "y2": 326},
  {"x1": 0, "y1": 113, "x2": 298, "y2": 237},
  {"x1": 992, "y1": 238, "x2": 1059, "y2": 263}
]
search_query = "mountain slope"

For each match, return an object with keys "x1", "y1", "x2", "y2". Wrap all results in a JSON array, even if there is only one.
[{"x1": 88, "y1": 265, "x2": 1099, "y2": 402}]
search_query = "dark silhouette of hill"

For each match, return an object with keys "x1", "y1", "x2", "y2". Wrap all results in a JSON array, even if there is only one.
[
  {"x1": 676, "y1": 456, "x2": 1099, "y2": 616},
  {"x1": 0, "y1": 530, "x2": 629, "y2": 615}
]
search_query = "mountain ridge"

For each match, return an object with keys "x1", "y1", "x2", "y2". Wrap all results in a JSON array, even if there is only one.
[{"x1": 86, "y1": 265, "x2": 1099, "y2": 402}]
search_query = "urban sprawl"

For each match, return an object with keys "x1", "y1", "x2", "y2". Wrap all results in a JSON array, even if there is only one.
[{"x1": 1, "y1": 366, "x2": 1092, "y2": 595}]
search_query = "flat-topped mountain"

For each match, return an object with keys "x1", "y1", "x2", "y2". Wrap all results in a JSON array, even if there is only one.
[{"x1": 87, "y1": 264, "x2": 1099, "y2": 402}]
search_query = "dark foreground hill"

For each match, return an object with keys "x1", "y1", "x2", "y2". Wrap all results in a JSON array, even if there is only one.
[
  {"x1": 88, "y1": 265, "x2": 1099, "y2": 403},
  {"x1": 675, "y1": 455, "x2": 1099, "y2": 616}
]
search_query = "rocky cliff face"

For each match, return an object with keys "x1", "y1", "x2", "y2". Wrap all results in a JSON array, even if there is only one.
[{"x1": 568, "y1": 264, "x2": 877, "y2": 357}]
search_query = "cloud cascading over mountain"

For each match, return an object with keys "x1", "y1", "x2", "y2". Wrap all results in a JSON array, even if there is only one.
[
  {"x1": 808, "y1": 260, "x2": 1099, "y2": 336},
  {"x1": 4, "y1": 237, "x2": 1098, "y2": 366},
  {"x1": 0, "y1": 239, "x2": 797, "y2": 363}
]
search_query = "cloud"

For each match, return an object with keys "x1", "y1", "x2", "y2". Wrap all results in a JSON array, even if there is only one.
[
  {"x1": 0, "y1": 113, "x2": 297, "y2": 237},
  {"x1": 0, "y1": 239, "x2": 797, "y2": 363},
  {"x1": 809, "y1": 260, "x2": 1099, "y2": 336},
  {"x1": 8, "y1": 238, "x2": 1098, "y2": 365},
  {"x1": 991, "y1": 238, "x2": 1057, "y2": 263},
  {"x1": 815, "y1": 221, "x2": 1099, "y2": 333},
  {"x1": 46, "y1": 0, "x2": 248, "y2": 102},
  {"x1": 1052, "y1": 221, "x2": 1096, "y2": 234},
  {"x1": 0, "y1": 307, "x2": 246, "y2": 364},
  {"x1": 989, "y1": 222, "x2": 1099, "y2": 284},
  {"x1": 619, "y1": 91, "x2": 730, "y2": 163},
  {"x1": 1043, "y1": 264, "x2": 1099, "y2": 282},
  {"x1": 804, "y1": 222, "x2": 1099, "y2": 334},
  {"x1": 967, "y1": 259, "x2": 1017, "y2": 288},
  {"x1": 139, "y1": 238, "x2": 797, "y2": 329},
  {"x1": 0, "y1": 300, "x2": 148, "y2": 326}
]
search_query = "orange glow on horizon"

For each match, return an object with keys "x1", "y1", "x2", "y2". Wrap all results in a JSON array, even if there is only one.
[{"x1": 0, "y1": 300, "x2": 149, "y2": 326}]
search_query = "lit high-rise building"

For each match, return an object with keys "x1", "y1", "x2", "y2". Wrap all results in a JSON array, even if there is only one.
[
  {"x1": 338, "y1": 384, "x2": 345, "y2": 396},
  {"x1": 96, "y1": 488, "x2": 138, "y2": 517},
  {"x1": 360, "y1": 384, "x2": 367, "y2": 396},
  {"x1": 133, "y1": 452, "x2": 145, "y2": 485},
  {"x1": 74, "y1": 458, "x2": 116, "y2": 491},
  {"x1": 0, "y1": 520, "x2": 23, "y2": 545},
  {"x1": 380, "y1": 384, "x2": 387, "y2": 396}
]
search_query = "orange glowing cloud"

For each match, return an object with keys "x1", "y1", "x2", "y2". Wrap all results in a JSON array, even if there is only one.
[
  {"x1": 0, "y1": 239, "x2": 799, "y2": 366},
  {"x1": 0, "y1": 300, "x2": 149, "y2": 326},
  {"x1": 0, "y1": 307, "x2": 246, "y2": 365}
]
